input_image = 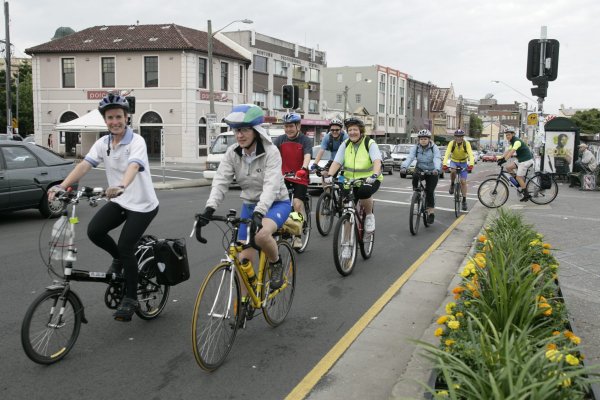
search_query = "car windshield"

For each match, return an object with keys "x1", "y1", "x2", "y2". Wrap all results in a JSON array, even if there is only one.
[
  {"x1": 209, "y1": 135, "x2": 236, "y2": 154},
  {"x1": 393, "y1": 144, "x2": 414, "y2": 154}
]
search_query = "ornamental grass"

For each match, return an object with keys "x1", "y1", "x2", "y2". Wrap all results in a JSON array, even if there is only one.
[{"x1": 421, "y1": 209, "x2": 599, "y2": 399}]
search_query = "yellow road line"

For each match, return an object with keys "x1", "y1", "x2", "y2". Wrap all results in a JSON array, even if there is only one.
[{"x1": 285, "y1": 214, "x2": 466, "y2": 400}]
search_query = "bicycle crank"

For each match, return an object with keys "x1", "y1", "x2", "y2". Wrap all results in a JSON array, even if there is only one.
[{"x1": 104, "y1": 282, "x2": 125, "y2": 309}]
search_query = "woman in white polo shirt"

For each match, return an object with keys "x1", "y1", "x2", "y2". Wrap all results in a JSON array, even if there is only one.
[{"x1": 49, "y1": 93, "x2": 159, "y2": 322}]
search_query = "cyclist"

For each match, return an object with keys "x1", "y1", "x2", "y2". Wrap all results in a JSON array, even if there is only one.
[
  {"x1": 273, "y1": 112, "x2": 313, "y2": 249},
  {"x1": 400, "y1": 129, "x2": 442, "y2": 224},
  {"x1": 312, "y1": 118, "x2": 348, "y2": 174},
  {"x1": 48, "y1": 93, "x2": 159, "y2": 322},
  {"x1": 197, "y1": 104, "x2": 291, "y2": 290},
  {"x1": 497, "y1": 129, "x2": 534, "y2": 202},
  {"x1": 324, "y1": 117, "x2": 382, "y2": 239},
  {"x1": 443, "y1": 129, "x2": 474, "y2": 211}
]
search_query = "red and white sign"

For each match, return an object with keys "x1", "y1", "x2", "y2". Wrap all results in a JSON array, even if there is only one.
[
  {"x1": 199, "y1": 91, "x2": 229, "y2": 102},
  {"x1": 87, "y1": 90, "x2": 109, "y2": 100}
]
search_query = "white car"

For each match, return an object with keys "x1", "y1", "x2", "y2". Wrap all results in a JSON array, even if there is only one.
[
  {"x1": 391, "y1": 144, "x2": 415, "y2": 170},
  {"x1": 307, "y1": 146, "x2": 332, "y2": 192}
]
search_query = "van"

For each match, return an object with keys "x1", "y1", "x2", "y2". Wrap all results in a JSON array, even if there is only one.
[{"x1": 203, "y1": 126, "x2": 285, "y2": 180}]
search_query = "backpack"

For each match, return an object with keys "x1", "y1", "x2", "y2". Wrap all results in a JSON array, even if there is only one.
[
  {"x1": 450, "y1": 140, "x2": 465, "y2": 153},
  {"x1": 327, "y1": 134, "x2": 343, "y2": 152},
  {"x1": 345, "y1": 136, "x2": 373, "y2": 153}
]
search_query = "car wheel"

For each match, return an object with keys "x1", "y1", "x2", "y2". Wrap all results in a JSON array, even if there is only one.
[
  {"x1": 39, "y1": 193, "x2": 66, "y2": 218},
  {"x1": 400, "y1": 173, "x2": 406, "y2": 179}
]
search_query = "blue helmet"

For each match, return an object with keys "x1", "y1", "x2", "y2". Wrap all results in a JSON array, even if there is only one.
[
  {"x1": 98, "y1": 93, "x2": 129, "y2": 116},
  {"x1": 283, "y1": 113, "x2": 301, "y2": 124},
  {"x1": 454, "y1": 129, "x2": 465, "y2": 136},
  {"x1": 224, "y1": 104, "x2": 270, "y2": 142}
]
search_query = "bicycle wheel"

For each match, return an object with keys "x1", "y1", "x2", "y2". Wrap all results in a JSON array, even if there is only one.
[
  {"x1": 263, "y1": 240, "x2": 296, "y2": 327},
  {"x1": 409, "y1": 191, "x2": 421, "y2": 235},
  {"x1": 295, "y1": 199, "x2": 312, "y2": 253},
  {"x1": 477, "y1": 178, "x2": 509, "y2": 208},
  {"x1": 135, "y1": 254, "x2": 170, "y2": 320},
  {"x1": 527, "y1": 176, "x2": 559, "y2": 205},
  {"x1": 191, "y1": 262, "x2": 241, "y2": 371},
  {"x1": 333, "y1": 213, "x2": 357, "y2": 276},
  {"x1": 315, "y1": 192, "x2": 335, "y2": 236},
  {"x1": 21, "y1": 289, "x2": 83, "y2": 364},
  {"x1": 454, "y1": 182, "x2": 461, "y2": 217}
]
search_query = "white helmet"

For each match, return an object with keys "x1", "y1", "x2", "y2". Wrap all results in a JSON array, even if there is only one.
[{"x1": 417, "y1": 129, "x2": 432, "y2": 138}]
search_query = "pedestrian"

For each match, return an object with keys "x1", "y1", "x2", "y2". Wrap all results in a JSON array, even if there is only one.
[
  {"x1": 48, "y1": 133, "x2": 54, "y2": 149},
  {"x1": 569, "y1": 143, "x2": 598, "y2": 188}
]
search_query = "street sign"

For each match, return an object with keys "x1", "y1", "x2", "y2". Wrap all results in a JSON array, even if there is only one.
[{"x1": 527, "y1": 113, "x2": 538, "y2": 125}]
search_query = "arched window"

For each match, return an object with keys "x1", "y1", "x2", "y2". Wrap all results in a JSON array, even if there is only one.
[
  {"x1": 59, "y1": 111, "x2": 80, "y2": 156},
  {"x1": 140, "y1": 111, "x2": 162, "y2": 124},
  {"x1": 140, "y1": 111, "x2": 163, "y2": 158},
  {"x1": 198, "y1": 117, "x2": 207, "y2": 156}
]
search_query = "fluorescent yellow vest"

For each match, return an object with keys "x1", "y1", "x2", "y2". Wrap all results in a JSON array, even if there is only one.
[{"x1": 343, "y1": 136, "x2": 383, "y2": 182}]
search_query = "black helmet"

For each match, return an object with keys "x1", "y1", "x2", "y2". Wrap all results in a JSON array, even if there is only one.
[
  {"x1": 344, "y1": 117, "x2": 365, "y2": 129},
  {"x1": 98, "y1": 93, "x2": 129, "y2": 116}
]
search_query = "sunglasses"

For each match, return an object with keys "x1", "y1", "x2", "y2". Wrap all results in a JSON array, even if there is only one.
[{"x1": 330, "y1": 128, "x2": 341, "y2": 132}]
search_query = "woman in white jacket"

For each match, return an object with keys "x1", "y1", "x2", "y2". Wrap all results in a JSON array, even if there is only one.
[{"x1": 196, "y1": 104, "x2": 291, "y2": 290}]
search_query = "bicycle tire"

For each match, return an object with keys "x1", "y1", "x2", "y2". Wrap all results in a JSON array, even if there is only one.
[
  {"x1": 135, "y1": 255, "x2": 170, "y2": 320},
  {"x1": 295, "y1": 198, "x2": 311, "y2": 253},
  {"x1": 333, "y1": 213, "x2": 357, "y2": 276},
  {"x1": 527, "y1": 175, "x2": 559, "y2": 205},
  {"x1": 454, "y1": 181, "x2": 461, "y2": 217},
  {"x1": 477, "y1": 178, "x2": 509, "y2": 208},
  {"x1": 359, "y1": 204, "x2": 375, "y2": 259},
  {"x1": 191, "y1": 262, "x2": 241, "y2": 372},
  {"x1": 409, "y1": 191, "x2": 421, "y2": 235},
  {"x1": 315, "y1": 192, "x2": 335, "y2": 236},
  {"x1": 263, "y1": 240, "x2": 296, "y2": 327},
  {"x1": 422, "y1": 199, "x2": 430, "y2": 228},
  {"x1": 21, "y1": 289, "x2": 83, "y2": 364}
]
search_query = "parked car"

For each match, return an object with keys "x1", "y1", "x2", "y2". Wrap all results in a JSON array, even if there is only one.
[
  {"x1": 0, "y1": 142, "x2": 76, "y2": 217},
  {"x1": 0, "y1": 133, "x2": 23, "y2": 141},
  {"x1": 378, "y1": 144, "x2": 393, "y2": 154},
  {"x1": 307, "y1": 146, "x2": 332, "y2": 193},
  {"x1": 379, "y1": 149, "x2": 394, "y2": 175},
  {"x1": 481, "y1": 152, "x2": 498, "y2": 162},
  {"x1": 472, "y1": 150, "x2": 480, "y2": 164},
  {"x1": 391, "y1": 144, "x2": 415, "y2": 169}
]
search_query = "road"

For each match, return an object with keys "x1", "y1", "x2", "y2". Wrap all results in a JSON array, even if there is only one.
[{"x1": 0, "y1": 161, "x2": 496, "y2": 399}]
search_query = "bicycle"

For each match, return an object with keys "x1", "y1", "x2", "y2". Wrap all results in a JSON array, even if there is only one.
[
  {"x1": 332, "y1": 177, "x2": 375, "y2": 276},
  {"x1": 283, "y1": 173, "x2": 312, "y2": 253},
  {"x1": 191, "y1": 210, "x2": 296, "y2": 371},
  {"x1": 448, "y1": 166, "x2": 465, "y2": 218},
  {"x1": 409, "y1": 170, "x2": 435, "y2": 236},
  {"x1": 314, "y1": 166, "x2": 343, "y2": 236},
  {"x1": 477, "y1": 165, "x2": 559, "y2": 208},
  {"x1": 21, "y1": 187, "x2": 169, "y2": 365}
]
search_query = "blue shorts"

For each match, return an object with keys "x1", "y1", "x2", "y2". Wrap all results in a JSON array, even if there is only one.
[
  {"x1": 450, "y1": 161, "x2": 468, "y2": 179},
  {"x1": 238, "y1": 200, "x2": 292, "y2": 241}
]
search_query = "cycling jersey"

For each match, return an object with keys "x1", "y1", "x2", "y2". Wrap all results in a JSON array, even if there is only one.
[
  {"x1": 273, "y1": 134, "x2": 312, "y2": 186},
  {"x1": 320, "y1": 131, "x2": 349, "y2": 160},
  {"x1": 443, "y1": 140, "x2": 474, "y2": 166},
  {"x1": 508, "y1": 137, "x2": 533, "y2": 162}
]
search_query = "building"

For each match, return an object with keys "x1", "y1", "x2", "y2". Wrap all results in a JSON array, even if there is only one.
[
  {"x1": 429, "y1": 85, "x2": 458, "y2": 138},
  {"x1": 224, "y1": 30, "x2": 328, "y2": 141},
  {"x1": 406, "y1": 78, "x2": 433, "y2": 142},
  {"x1": 457, "y1": 96, "x2": 481, "y2": 134},
  {"x1": 478, "y1": 102, "x2": 522, "y2": 149},
  {"x1": 25, "y1": 23, "x2": 252, "y2": 161},
  {"x1": 322, "y1": 65, "x2": 408, "y2": 143}
]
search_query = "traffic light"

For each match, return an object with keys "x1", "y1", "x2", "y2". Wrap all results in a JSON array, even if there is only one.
[
  {"x1": 282, "y1": 85, "x2": 299, "y2": 109},
  {"x1": 125, "y1": 96, "x2": 136, "y2": 114},
  {"x1": 526, "y1": 39, "x2": 559, "y2": 82},
  {"x1": 530, "y1": 76, "x2": 548, "y2": 99}
]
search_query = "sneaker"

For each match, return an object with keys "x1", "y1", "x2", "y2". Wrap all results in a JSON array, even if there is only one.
[
  {"x1": 364, "y1": 214, "x2": 375, "y2": 233},
  {"x1": 520, "y1": 192, "x2": 531, "y2": 202},
  {"x1": 113, "y1": 297, "x2": 138, "y2": 322},
  {"x1": 269, "y1": 258, "x2": 284, "y2": 290},
  {"x1": 292, "y1": 236, "x2": 303, "y2": 249},
  {"x1": 341, "y1": 245, "x2": 352, "y2": 259},
  {"x1": 427, "y1": 213, "x2": 435, "y2": 224},
  {"x1": 449, "y1": 184, "x2": 455, "y2": 195},
  {"x1": 461, "y1": 199, "x2": 468, "y2": 211},
  {"x1": 106, "y1": 259, "x2": 122, "y2": 276}
]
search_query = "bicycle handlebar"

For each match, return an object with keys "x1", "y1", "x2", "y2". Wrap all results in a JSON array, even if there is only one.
[{"x1": 192, "y1": 212, "x2": 256, "y2": 248}]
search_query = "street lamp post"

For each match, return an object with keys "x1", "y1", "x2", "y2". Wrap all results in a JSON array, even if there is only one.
[
  {"x1": 343, "y1": 78, "x2": 372, "y2": 120},
  {"x1": 207, "y1": 18, "x2": 253, "y2": 127}
]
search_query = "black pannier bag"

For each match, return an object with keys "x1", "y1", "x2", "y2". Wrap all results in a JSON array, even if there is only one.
[
  {"x1": 539, "y1": 172, "x2": 553, "y2": 190},
  {"x1": 153, "y1": 238, "x2": 190, "y2": 286}
]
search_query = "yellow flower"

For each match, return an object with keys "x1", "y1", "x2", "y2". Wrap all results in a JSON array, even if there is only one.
[
  {"x1": 536, "y1": 233, "x2": 544, "y2": 239},
  {"x1": 474, "y1": 257, "x2": 486, "y2": 268},
  {"x1": 563, "y1": 330, "x2": 574, "y2": 339},
  {"x1": 539, "y1": 302, "x2": 552, "y2": 316},
  {"x1": 445, "y1": 339, "x2": 456, "y2": 346},
  {"x1": 543, "y1": 249, "x2": 551, "y2": 255},
  {"x1": 547, "y1": 343, "x2": 557, "y2": 351},
  {"x1": 464, "y1": 301, "x2": 471, "y2": 307},
  {"x1": 543, "y1": 243, "x2": 552, "y2": 249},
  {"x1": 564, "y1": 331, "x2": 581, "y2": 345},
  {"x1": 436, "y1": 390, "x2": 449, "y2": 398},
  {"x1": 437, "y1": 315, "x2": 449, "y2": 325},
  {"x1": 566, "y1": 354, "x2": 580, "y2": 366},
  {"x1": 478, "y1": 235, "x2": 487, "y2": 243},
  {"x1": 552, "y1": 330, "x2": 561, "y2": 336},
  {"x1": 529, "y1": 239, "x2": 541, "y2": 246},
  {"x1": 531, "y1": 263, "x2": 542, "y2": 274},
  {"x1": 447, "y1": 320, "x2": 460, "y2": 330},
  {"x1": 452, "y1": 286, "x2": 465, "y2": 295},
  {"x1": 546, "y1": 349, "x2": 563, "y2": 362},
  {"x1": 456, "y1": 312, "x2": 464, "y2": 318},
  {"x1": 445, "y1": 302, "x2": 456, "y2": 314},
  {"x1": 434, "y1": 327, "x2": 444, "y2": 337},
  {"x1": 536, "y1": 295, "x2": 547, "y2": 303},
  {"x1": 571, "y1": 336, "x2": 581, "y2": 345},
  {"x1": 550, "y1": 264, "x2": 559, "y2": 271},
  {"x1": 560, "y1": 374, "x2": 572, "y2": 388}
]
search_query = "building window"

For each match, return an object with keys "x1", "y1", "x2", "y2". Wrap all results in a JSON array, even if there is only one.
[
  {"x1": 144, "y1": 56, "x2": 158, "y2": 87},
  {"x1": 273, "y1": 94, "x2": 282, "y2": 110},
  {"x1": 292, "y1": 64, "x2": 305, "y2": 80},
  {"x1": 389, "y1": 118, "x2": 395, "y2": 127},
  {"x1": 356, "y1": 72, "x2": 362, "y2": 82},
  {"x1": 336, "y1": 94, "x2": 342, "y2": 104},
  {"x1": 198, "y1": 58, "x2": 207, "y2": 88},
  {"x1": 423, "y1": 95, "x2": 428, "y2": 111},
  {"x1": 379, "y1": 74, "x2": 386, "y2": 92},
  {"x1": 379, "y1": 104, "x2": 385, "y2": 113},
  {"x1": 239, "y1": 65, "x2": 244, "y2": 93},
  {"x1": 355, "y1": 94, "x2": 362, "y2": 104},
  {"x1": 378, "y1": 116, "x2": 385, "y2": 126},
  {"x1": 309, "y1": 68, "x2": 320, "y2": 83},
  {"x1": 336, "y1": 73, "x2": 343, "y2": 83},
  {"x1": 253, "y1": 92, "x2": 267, "y2": 108},
  {"x1": 274, "y1": 60, "x2": 288, "y2": 76},
  {"x1": 198, "y1": 118, "x2": 207, "y2": 145},
  {"x1": 253, "y1": 55, "x2": 268, "y2": 73},
  {"x1": 62, "y1": 58, "x2": 75, "y2": 88},
  {"x1": 101, "y1": 57, "x2": 115, "y2": 88},
  {"x1": 309, "y1": 99, "x2": 319, "y2": 113},
  {"x1": 220, "y1": 62, "x2": 229, "y2": 91},
  {"x1": 416, "y1": 94, "x2": 421, "y2": 110}
]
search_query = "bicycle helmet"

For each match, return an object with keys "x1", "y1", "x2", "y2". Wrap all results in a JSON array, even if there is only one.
[
  {"x1": 417, "y1": 129, "x2": 432, "y2": 138},
  {"x1": 98, "y1": 93, "x2": 129, "y2": 116},
  {"x1": 329, "y1": 118, "x2": 343, "y2": 129},
  {"x1": 283, "y1": 113, "x2": 302, "y2": 124},
  {"x1": 454, "y1": 129, "x2": 465, "y2": 136},
  {"x1": 503, "y1": 129, "x2": 515, "y2": 135},
  {"x1": 224, "y1": 104, "x2": 270, "y2": 143}
]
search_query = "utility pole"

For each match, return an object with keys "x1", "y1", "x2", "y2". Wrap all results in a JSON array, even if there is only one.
[
  {"x1": 343, "y1": 85, "x2": 349, "y2": 120},
  {"x1": 4, "y1": 0, "x2": 12, "y2": 135}
]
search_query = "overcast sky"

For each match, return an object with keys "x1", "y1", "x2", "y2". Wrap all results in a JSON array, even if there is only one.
[{"x1": 7, "y1": 0, "x2": 599, "y2": 115}]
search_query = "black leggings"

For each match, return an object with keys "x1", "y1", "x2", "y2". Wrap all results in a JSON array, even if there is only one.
[
  {"x1": 412, "y1": 174, "x2": 438, "y2": 209},
  {"x1": 88, "y1": 202, "x2": 159, "y2": 299}
]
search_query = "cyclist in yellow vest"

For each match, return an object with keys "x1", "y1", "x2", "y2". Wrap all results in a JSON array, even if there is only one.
[
  {"x1": 443, "y1": 129, "x2": 474, "y2": 211},
  {"x1": 324, "y1": 117, "x2": 383, "y2": 235}
]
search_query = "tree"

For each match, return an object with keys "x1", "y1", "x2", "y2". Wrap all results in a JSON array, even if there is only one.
[
  {"x1": 0, "y1": 62, "x2": 33, "y2": 136},
  {"x1": 570, "y1": 108, "x2": 600, "y2": 134},
  {"x1": 469, "y1": 113, "x2": 483, "y2": 138}
]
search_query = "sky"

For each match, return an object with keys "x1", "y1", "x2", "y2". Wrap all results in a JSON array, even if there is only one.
[{"x1": 5, "y1": 0, "x2": 600, "y2": 115}]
